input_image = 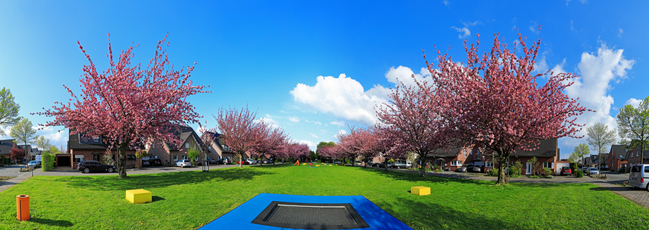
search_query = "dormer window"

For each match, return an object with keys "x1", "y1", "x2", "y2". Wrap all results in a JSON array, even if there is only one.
[{"x1": 186, "y1": 143, "x2": 189, "y2": 149}]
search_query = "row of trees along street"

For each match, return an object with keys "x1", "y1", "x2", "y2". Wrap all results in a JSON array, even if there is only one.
[{"x1": 316, "y1": 29, "x2": 592, "y2": 185}]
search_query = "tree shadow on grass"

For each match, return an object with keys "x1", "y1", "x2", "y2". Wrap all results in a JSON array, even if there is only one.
[
  {"x1": 359, "y1": 167, "x2": 596, "y2": 188},
  {"x1": 55, "y1": 167, "x2": 274, "y2": 191},
  {"x1": 30, "y1": 217, "x2": 74, "y2": 227},
  {"x1": 375, "y1": 197, "x2": 524, "y2": 229}
]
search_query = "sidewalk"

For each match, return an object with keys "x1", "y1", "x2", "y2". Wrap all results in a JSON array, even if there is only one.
[{"x1": 0, "y1": 173, "x2": 32, "y2": 193}]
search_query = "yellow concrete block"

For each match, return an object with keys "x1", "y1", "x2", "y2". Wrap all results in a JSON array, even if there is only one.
[
  {"x1": 411, "y1": 186, "x2": 430, "y2": 196},
  {"x1": 316, "y1": 165, "x2": 320, "y2": 166},
  {"x1": 126, "y1": 189, "x2": 152, "y2": 204}
]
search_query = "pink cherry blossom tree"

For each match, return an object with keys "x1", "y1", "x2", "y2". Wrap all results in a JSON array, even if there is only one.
[
  {"x1": 212, "y1": 106, "x2": 266, "y2": 169},
  {"x1": 252, "y1": 124, "x2": 289, "y2": 166},
  {"x1": 377, "y1": 78, "x2": 449, "y2": 177},
  {"x1": 285, "y1": 141, "x2": 310, "y2": 162},
  {"x1": 425, "y1": 29, "x2": 590, "y2": 184},
  {"x1": 37, "y1": 34, "x2": 208, "y2": 178}
]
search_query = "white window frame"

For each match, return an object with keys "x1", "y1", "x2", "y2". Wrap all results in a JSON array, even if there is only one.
[
  {"x1": 186, "y1": 143, "x2": 190, "y2": 149},
  {"x1": 485, "y1": 161, "x2": 493, "y2": 167},
  {"x1": 173, "y1": 155, "x2": 178, "y2": 161},
  {"x1": 543, "y1": 162, "x2": 554, "y2": 169}
]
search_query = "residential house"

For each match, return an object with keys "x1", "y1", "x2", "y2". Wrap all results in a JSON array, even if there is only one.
[
  {"x1": 201, "y1": 131, "x2": 236, "y2": 162},
  {"x1": 0, "y1": 139, "x2": 18, "y2": 164},
  {"x1": 17, "y1": 145, "x2": 38, "y2": 162},
  {"x1": 501, "y1": 138, "x2": 559, "y2": 175},
  {"x1": 609, "y1": 145, "x2": 628, "y2": 172},
  {"x1": 424, "y1": 145, "x2": 484, "y2": 171},
  {"x1": 67, "y1": 130, "x2": 138, "y2": 169},
  {"x1": 625, "y1": 140, "x2": 649, "y2": 166},
  {"x1": 598, "y1": 153, "x2": 609, "y2": 170},
  {"x1": 146, "y1": 126, "x2": 205, "y2": 166}
]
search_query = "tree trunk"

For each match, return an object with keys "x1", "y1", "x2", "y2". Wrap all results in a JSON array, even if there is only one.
[
  {"x1": 238, "y1": 153, "x2": 242, "y2": 169},
  {"x1": 384, "y1": 158, "x2": 388, "y2": 171},
  {"x1": 496, "y1": 153, "x2": 509, "y2": 185},
  {"x1": 118, "y1": 144, "x2": 127, "y2": 178},
  {"x1": 418, "y1": 152, "x2": 425, "y2": 178}
]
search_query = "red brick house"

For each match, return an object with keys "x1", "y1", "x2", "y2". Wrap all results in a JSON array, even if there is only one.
[
  {"x1": 145, "y1": 126, "x2": 205, "y2": 166},
  {"x1": 0, "y1": 139, "x2": 19, "y2": 164},
  {"x1": 425, "y1": 138, "x2": 559, "y2": 175},
  {"x1": 424, "y1": 146, "x2": 482, "y2": 171},
  {"x1": 608, "y1": 145, "x2": 628, "y2": 172},
  {"x1": 625, "y1": 141, "x2": 649, "y2": 166},
  {"x1": 67, "y1": 130, "x2": 138, "y2": 169}
]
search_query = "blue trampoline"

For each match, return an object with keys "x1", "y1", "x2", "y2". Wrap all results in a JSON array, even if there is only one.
[{"x1": 201, "y1": 193, "x2": 412, "y2": 230}]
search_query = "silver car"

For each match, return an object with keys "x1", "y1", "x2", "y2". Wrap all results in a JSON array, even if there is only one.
[
  {"x1": 586, "y1": 167, "x2": 599, "y2": 176},
  {"x1": 629, "y1": 164, "x2": 649, "y2": 191}
]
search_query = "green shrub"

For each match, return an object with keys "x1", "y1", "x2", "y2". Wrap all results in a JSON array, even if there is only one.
[
  {"x1": 487, "y1": 168, "x2": 500, "y2": 176},
  {"x1": 530, "y1": 175, "x2": 541, "y2": 179},
  {"x1": 541, "y1": 167, "x2": 552, "y2": 177},
  {"x1": 575, "y1": 169, "x2": 584, "y2": 178},
  {"x1": 42, "y1": 153, "x2": 55, "y2": 171},
  {"x1": 509, "y1": 166, "x2": 520, "y2": 176},
  {"x1": 546, "y1": 175, "x2": 553, "y2": 179},
  {"x1": 434, "y1": 168, "x2": 442, "y2": 173}
]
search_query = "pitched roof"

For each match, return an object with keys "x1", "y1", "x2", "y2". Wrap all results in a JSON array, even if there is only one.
[
  {"x1": 610, "y1": 145, "x2": 627, "y2": 159},
  {"x1": 168, "y1": 126, "x2": 205, "y2": 151},
  {"x1": 425, "y1": 146, "x2": 465, "y2": 157},
  {"x1": 68, "y1": 131, "x2": 110, "y2": 150},
  {"x1": 0, "y1": 139, "x2": 16, "y2": 154},
  {"x1": 513, "y1": 138, "x2": 558, "y2": 157},
  {"x1": 203, "y1": 131, "x2": 233, "y2": 153}
]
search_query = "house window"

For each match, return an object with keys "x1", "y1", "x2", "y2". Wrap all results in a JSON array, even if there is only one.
[
  {"x1": 74, "y1": 155, "x2": 84, "y2": 162},
  {"x1": 485, "y1": 161, "x2": 493, "y2": 167},
  {"x1": 194, "y1": 157, "x2": 198, "y2": 161},
  {"x1": 93, "y1": 154, "x2": 100, "y2": 161},
  {"x1": 173, "y1": 155, "x2": 178, "y2": 161},
  {"x1": 543, "y1": 162, "x2": 554, "y2": 169},
  {"x1": 451, "y1": 160, "x2": 462, "y2": 166},
  {"x1": 183, "y1": 155, "x2": 188, "y2": 160},
  {"x1": 464, "y1": 149, "x2": 467, "y2": 157},
  {"x1": 186, "y1": 143, "x2": 190, "y2": 149},
  {"x1": 152, "y1": 143, "x2": 155, "y2": 149},
  {"x1": 470, "y1": 149, "x2": 473, "y2": 155}
]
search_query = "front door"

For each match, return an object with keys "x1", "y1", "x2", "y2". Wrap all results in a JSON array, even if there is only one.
[{"x1": 526, "y1": 162, "x2": 532, "y2": 175}]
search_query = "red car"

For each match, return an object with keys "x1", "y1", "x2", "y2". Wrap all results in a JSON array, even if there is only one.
[
  {"x1": 560, "y1": 166, "x2": 572, "y2": 176},
  {"x1": 237, "y1": 160, "x2": 250, "y2": 165}
]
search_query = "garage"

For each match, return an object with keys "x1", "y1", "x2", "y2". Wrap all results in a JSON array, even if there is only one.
[{"x1": 55, "y1": 154, "x2": 71, "y2": 167}]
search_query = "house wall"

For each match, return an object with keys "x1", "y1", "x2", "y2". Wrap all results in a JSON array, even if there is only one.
[
  {"x1": 69, "y1": 149, "x2": 137, "y2": 169},
  {"x1": 495, "y1": 156, "x2": 556, "y2": 175}
]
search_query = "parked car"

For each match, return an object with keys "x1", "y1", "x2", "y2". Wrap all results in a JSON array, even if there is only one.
[
  {"x1": 217, "y1": 158, "x2": 231, "y2": 164},
  {"x1": 78, "y1": 160, "x2": 116, "y2": 173},
  {"x1": 27, "y1": 161, "x2": 41, "y2": 168},
  {"x1": 246, "y1": 158, "x2": 257, "y2": 164},
  {"x1": 629, "y1": 164, "x2": 649, "y2": 191},
  {"x1": 391, "y1": 160, "x2": 412, "y2": 169},
  {"x1": 237, "y1": 160, "x2": 250, "y2": 165},
  {"x1": 560, "y1": 166, "x2": 572, "y2": 176},
  {"x1": 176, "y1": 159, "x2": 192, "y2": 168},
  {"x1": 354, "y1": 161, "x2": 362, "y2": 166},
  {"x1": 333, "y1": 160, "x2": 342, "y2": 165},
  {"x1": 148, "y1": 158, "x2": 162, "y2": 166},
  {"x1": 586, "y1": 167, "x2": 599, "y2": 176},
  {"x1": 455, "y1": 166, "x2": 468, "y2": 172},
  {"x1": 142, "y1": 160, "x2": 150, "y2": 167},
  {"x1": 262, "y1": 159, "x2": 273, "y2": 164}
]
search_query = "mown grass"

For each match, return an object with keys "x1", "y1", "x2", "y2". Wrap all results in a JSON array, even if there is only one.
[{"x1": 1, "y1": 165, "x2": 648, "y2": 229}]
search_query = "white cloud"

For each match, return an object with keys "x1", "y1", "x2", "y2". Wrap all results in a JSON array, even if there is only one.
[
  {"x1": 442, "y1": 0, "x2": 449, "y2": 6},
  {"x1": 291, "y1": 74, "x2": 390, "y2": 126},
  {"x1": 570, "y1": 20, "x2": 576, "y2": 32},
  {"x1": 256, "y1": 114, "x2": 279, "y2": 128},
  {"x1": 330, "y1": 121, "x2": 345, "y2": 127},
  {"x1": 288, "y1": 116, "x2": 300, "y2": 122},
  {"x1": 533, "y1": 54, "x2": 549, "y2": 73},
  {"x1": 566, "y1": 0, "x2": 587, "y2": 6},
  {"x1": 626, "y1": 98, "x2": 641, "y2": 107},
  {"x1": 296, "y1": 140, "x2": 316, "y2": 151},
  {"x1": 385, "y1": 66, "x2": 432, "y2": 87},
  {"x1": 310, "y1": 133, "x2": 319, "y2": 138},
  {"x1": 618, "y1": 28, "x2": 623, "y2": 38},
  {"x1": 559, "y1": 43, "x2": 634, "y2": 150},
  {"x1": 305, "y1": 119, "x2": 322, "y2": 126},
  {"x1": 333, "y1": 130, "x2": 348, "y2": 140},
  {"x1": 452, "y1": 26, "x2": 471, "y2": 39}
]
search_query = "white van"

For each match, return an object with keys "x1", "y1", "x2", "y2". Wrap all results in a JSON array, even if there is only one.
[
  {"x1": 392, "y1": 160, "x2": 412, "y2": 169},
  {"x1": 628, "y1": 164, "x2": 649, "y2": 191}
]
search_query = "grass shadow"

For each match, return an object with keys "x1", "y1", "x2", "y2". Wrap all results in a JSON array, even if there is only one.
[
  {"x1": 56, "y1": 167, "x2": 274, "y2": 191},
  {"x1": 30, "y1": 217, "x2": 74, "y2": 227},
  {"x1": 152, "y1": 196, "x2": 165, "y2": 202},
  {"x1": 377, "y1": 197, "x2": 525, "y2": 229}
]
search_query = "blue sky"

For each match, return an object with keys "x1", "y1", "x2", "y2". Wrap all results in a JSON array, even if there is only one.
[{"x1": 1, "y1": 1, "x2": 647, "y2": 159}]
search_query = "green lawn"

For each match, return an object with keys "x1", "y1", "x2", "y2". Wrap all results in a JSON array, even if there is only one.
[{"x1": 1, "y1": 165, "x2": 648, "y2": 229}]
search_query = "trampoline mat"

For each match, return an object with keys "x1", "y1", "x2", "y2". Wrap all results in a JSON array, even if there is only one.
[{"x1": 252, "y1": 201, "x2": 370, "y2": 229}]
